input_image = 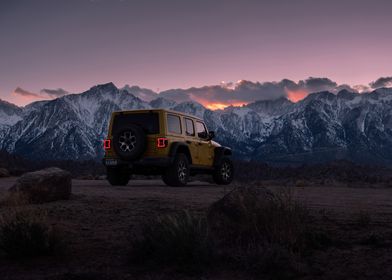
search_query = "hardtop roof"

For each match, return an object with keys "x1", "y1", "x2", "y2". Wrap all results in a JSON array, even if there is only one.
[{"x1": 112, "y1": 109, "x2": 204, "y2": 121}]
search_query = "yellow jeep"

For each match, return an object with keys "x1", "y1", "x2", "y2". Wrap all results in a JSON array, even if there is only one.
[{"x1": 103, "y1": 109, "x2": 234, "y2": 186}]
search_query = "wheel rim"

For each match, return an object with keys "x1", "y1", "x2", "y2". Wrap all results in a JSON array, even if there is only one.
[
  {"x1": 221, "y1": 162, "x2": 231, "y2": 181},
  {"x1": 178, "y1": 160, "x2": 187, "y2": 183},
  {"x1": 118, "y1": 131, "x2": 137, "y2": 152}
]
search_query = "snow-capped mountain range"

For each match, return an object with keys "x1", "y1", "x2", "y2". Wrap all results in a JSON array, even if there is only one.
[{"x1": 1, "y1": 82, "x2": 392, "y2": 165}]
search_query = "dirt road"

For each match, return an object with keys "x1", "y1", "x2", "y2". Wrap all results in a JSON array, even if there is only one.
[{"x1": 1, "y1": 177, "x2": 391, "y2": 219}]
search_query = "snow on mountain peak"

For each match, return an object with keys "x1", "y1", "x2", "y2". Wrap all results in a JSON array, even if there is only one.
[{"x1": 1, "y1": 84, "x2": 392, "y2": 165}]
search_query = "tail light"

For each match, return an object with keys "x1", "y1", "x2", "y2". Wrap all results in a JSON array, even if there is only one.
[
  {"x1": 157, "y1": 137, "x2": 168, "y2": 148},
  {"x1": 103, "y1": 139, "x2": 111, "y2": 150}
]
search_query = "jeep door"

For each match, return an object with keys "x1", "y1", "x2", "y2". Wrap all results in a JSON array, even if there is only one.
[
  {"x1": 184, "y1": 117, "x2": 199, "y2": 164},
  {"x1": 195, "y1": 121, "x2": 214, "y2": 166}
]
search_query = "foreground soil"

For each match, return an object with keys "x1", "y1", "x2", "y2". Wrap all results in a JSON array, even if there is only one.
[{"x1": 0, "y1": 178, "x2": 391, "y2": 280}]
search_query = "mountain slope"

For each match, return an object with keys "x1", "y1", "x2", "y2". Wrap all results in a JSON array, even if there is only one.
[
  {"x1": 1, "y1": 84, "x2": 392, "y2": 165},
  {"x1": 0, "y1": 99, "x2": 23, "y2": 141},
  {"x1": 1, "y1": 83, "x2": 151, "y2": 160},
  {"x1": 0, "y1": 99, "x2": 23, "y2": 126}
]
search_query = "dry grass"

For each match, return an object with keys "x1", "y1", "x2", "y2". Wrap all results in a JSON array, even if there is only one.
[
  {"x1": 0, "y1": 192, "x2": 30, "y2": 207},
  {"x1": 130, "y1": 187, "x2": 325, "y2": 277},
  {"x1": 130, "y1": 211, "x2": 212, "y2": 272},
  {"x1": 0, "y1": 208, "x2": 65, "y2": 259},
  {"x1": 211, "y1": 188, "x2": 314, "y2": 277}
]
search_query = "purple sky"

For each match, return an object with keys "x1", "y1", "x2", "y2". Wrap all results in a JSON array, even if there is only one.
[{"x1": 1, "y1": 0, "x2": 392, "y2": 106}]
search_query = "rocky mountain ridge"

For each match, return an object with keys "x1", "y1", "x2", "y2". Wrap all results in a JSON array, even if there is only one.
[{"x1": 1, "y1": 83, "x2": 391, "y2": 165}]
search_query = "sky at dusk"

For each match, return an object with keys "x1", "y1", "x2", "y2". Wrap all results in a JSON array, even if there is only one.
[{"x1": 1, "y1": 0, "x2": 392, "y2": 106}]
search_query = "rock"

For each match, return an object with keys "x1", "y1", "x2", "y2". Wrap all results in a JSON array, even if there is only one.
[
  {"x1": 207, "y1": 186, "x2": 274, "y2": 238},
  {"x1": 9, "y1": 168, "x2": 72, "y2": 203},
  {"x1": 0, "y1": 168, "x2": 10, "y2": 178}
]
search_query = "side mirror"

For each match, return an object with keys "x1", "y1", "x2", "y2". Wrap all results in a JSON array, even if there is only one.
[
  {"x1": 198, "y1": 131, "x2": 208, "y2": 139},
  {"x1": 208, "y1": 131, "x2": 215, "y2": 140}
]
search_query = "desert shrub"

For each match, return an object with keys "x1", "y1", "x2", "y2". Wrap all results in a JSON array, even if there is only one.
[
  {"x1": 210, "y1": 189, "x2": 312, "y2": 277},
  {"x1": 0, "y1": 192, "x2": 30, "y2": 207},
  {"x1": 255, "y1": 191, "x2": 311, "y2": 251},
  {"x1": 131, "y1": 211, "x2": 212, "y2": 272},
  {"x1": 131, "y1": 188, "x2": 329, "y2": 277},
  {"x1": 0, "y1": 209, "x2": 65, "y2": 259},
  {"x1": 210, "y1": 189, "x2": 311, "y2": 252}
]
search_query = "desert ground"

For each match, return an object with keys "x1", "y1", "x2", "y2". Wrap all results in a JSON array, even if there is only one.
[{"x1": 0, "y1": 177, "x2": 391, "y2": 280}]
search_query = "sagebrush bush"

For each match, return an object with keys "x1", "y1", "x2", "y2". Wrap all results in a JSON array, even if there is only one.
[
  {"x1": 209, "y1": 188, "x2": 311, "y2": 251},
  {"x1": 0, "y1": 209, "x2": 64, "y2": 259},
  {"x1": 131, "y1": 187, "x2": 326, "y2": 277},
  {"x1": 210, "y1": 189, "x2": 312, "y2": 277},
  {"x1": 256, "y1": 191, "x2": 311, "y2": 251},
  {"x1": 131, "y1": 211, "x2": 211, "y2": 271}
]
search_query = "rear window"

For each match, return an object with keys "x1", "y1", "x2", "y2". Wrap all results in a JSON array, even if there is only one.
[
  {"x1": 167, "y1": 114, "x2": 182, "y2": 134},
  {"x1": 112, "y1": 113, "x2": 159, "y2": 134}
]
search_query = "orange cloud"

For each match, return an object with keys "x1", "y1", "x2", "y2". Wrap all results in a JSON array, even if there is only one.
[
  {"x1": 286, "y1": 88, "x2": 308, "y2": 102},
  {"x1": 204, "y1": 101, "x2": 248, "y2": 110}
]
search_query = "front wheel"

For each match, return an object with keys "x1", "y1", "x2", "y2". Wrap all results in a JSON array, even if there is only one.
[
  {"x1": 213, "y1": 157, "x2": 234, "y2": 185},
  {"x1": 162, "y1": 154, "x2": 190, "y2": 187},
  {"x1": 107, "y1": 168, "x2": 130, "y2": 186}
]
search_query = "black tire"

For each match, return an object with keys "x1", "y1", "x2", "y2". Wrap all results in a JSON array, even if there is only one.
[
  {"x1": 213, "y1": 157, "x2": 234, "y2": 185},
  {"x1": 107, "y1": 168, "x2": 130, "y2": 186},
  {"x1": 162, "y1": 154, "x2": 190, "y2": 187},
  {"x1": 112, "y1": 124, "x2": 146, "y2": 161}
]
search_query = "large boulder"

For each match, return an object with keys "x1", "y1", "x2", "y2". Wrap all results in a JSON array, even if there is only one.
[
  {"x1": 0, "y1": 168, "x2": 10, "y2": 178},
  {"x1": 207, "y1": 186, "x2": 275, "y2": 240},
  {"x1": 9, "y1": 168, "x2": 72, "y2": 203}
]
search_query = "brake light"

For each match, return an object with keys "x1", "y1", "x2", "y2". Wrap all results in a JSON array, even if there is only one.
[
  {"x1": 157, "y1": 137, "x2": 168, "y2": 148},
  {"x1": 103, "y1": 139, "x2": 111, "y2": 150}
]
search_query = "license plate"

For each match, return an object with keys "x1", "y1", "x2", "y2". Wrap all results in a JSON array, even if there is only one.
[{"x1": 105, "y1": 159, "x2": 118, "y2": 166}]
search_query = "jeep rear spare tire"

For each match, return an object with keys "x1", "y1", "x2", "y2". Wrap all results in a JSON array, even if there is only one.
[{"x1": 112, "y1": 124, "x2": 146, "y2": 160}]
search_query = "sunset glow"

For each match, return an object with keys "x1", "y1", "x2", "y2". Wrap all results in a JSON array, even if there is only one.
[
  {"x1": 205, "y1": 102, "x2": 248, "y2": 110},
  {"x1": 10, "y1": 91, "x2": 45, "y2": 107},
  {"x1": 286, "y1": 89, "x2": 308, "y2": 103}
]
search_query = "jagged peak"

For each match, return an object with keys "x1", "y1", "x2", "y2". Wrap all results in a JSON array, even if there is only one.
[
  {"x1": 174, "y1": 100, "x2": 205, "y2": 109},
  {"x1": 304, "y1": 91, "x2": 335, "y2": 101},
  {"x1": 0, "y1": 98, "x2": 20, "y2": 109},
  {"x1": 372, "y1": 87, "x2": 392, "y2": 95},
  {"x1": 89, "y1": 82, "x2": 118, "y2": 92},
  {"x1": 337, "y1": 89, "x2": 358, "y2": 100},
  {"x1": 149, "y1": 97, "x2": 177, "y2": 108},
  {"x1": 248, "y1": 96, "x2": 292, "y2": 106}
]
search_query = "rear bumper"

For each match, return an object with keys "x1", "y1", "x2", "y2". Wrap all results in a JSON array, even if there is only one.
[{"x1": 102, "y1": 156, "x2": 172, "y2": 168}]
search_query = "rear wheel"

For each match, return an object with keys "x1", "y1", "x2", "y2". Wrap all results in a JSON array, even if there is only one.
[
  {"x1": 107, "y1": 168, "x2": 130, "y2": 186},
  {"x1": 213, "y1": 157, "x2": 234, "y2": 185},
  {"x1": 162, "y1": 154, "x2": 190, "y2": 187}
]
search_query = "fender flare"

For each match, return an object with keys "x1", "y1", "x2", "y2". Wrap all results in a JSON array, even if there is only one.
[
  {"x1": 169, "y1": 142, "x2": 192, "y2": 164},
  {"x1": 213, "y1": 146, "x2": 232, "y2": 167}
]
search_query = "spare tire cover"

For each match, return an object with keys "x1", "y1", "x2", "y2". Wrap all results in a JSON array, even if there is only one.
[{"x1": 112, "y1": 124, "x2": 146, "y2": 160}]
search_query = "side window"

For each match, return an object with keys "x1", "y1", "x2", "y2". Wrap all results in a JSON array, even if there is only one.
[
  {"x1": 185, "y1": 118, "x2": 195, "y2": 136},
  {"x1": 167, "y1": 114, "x2": 182, "y2": 134},
  {"x1": 196, "y1": 121, "x2": 208, "y2": 139}
]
